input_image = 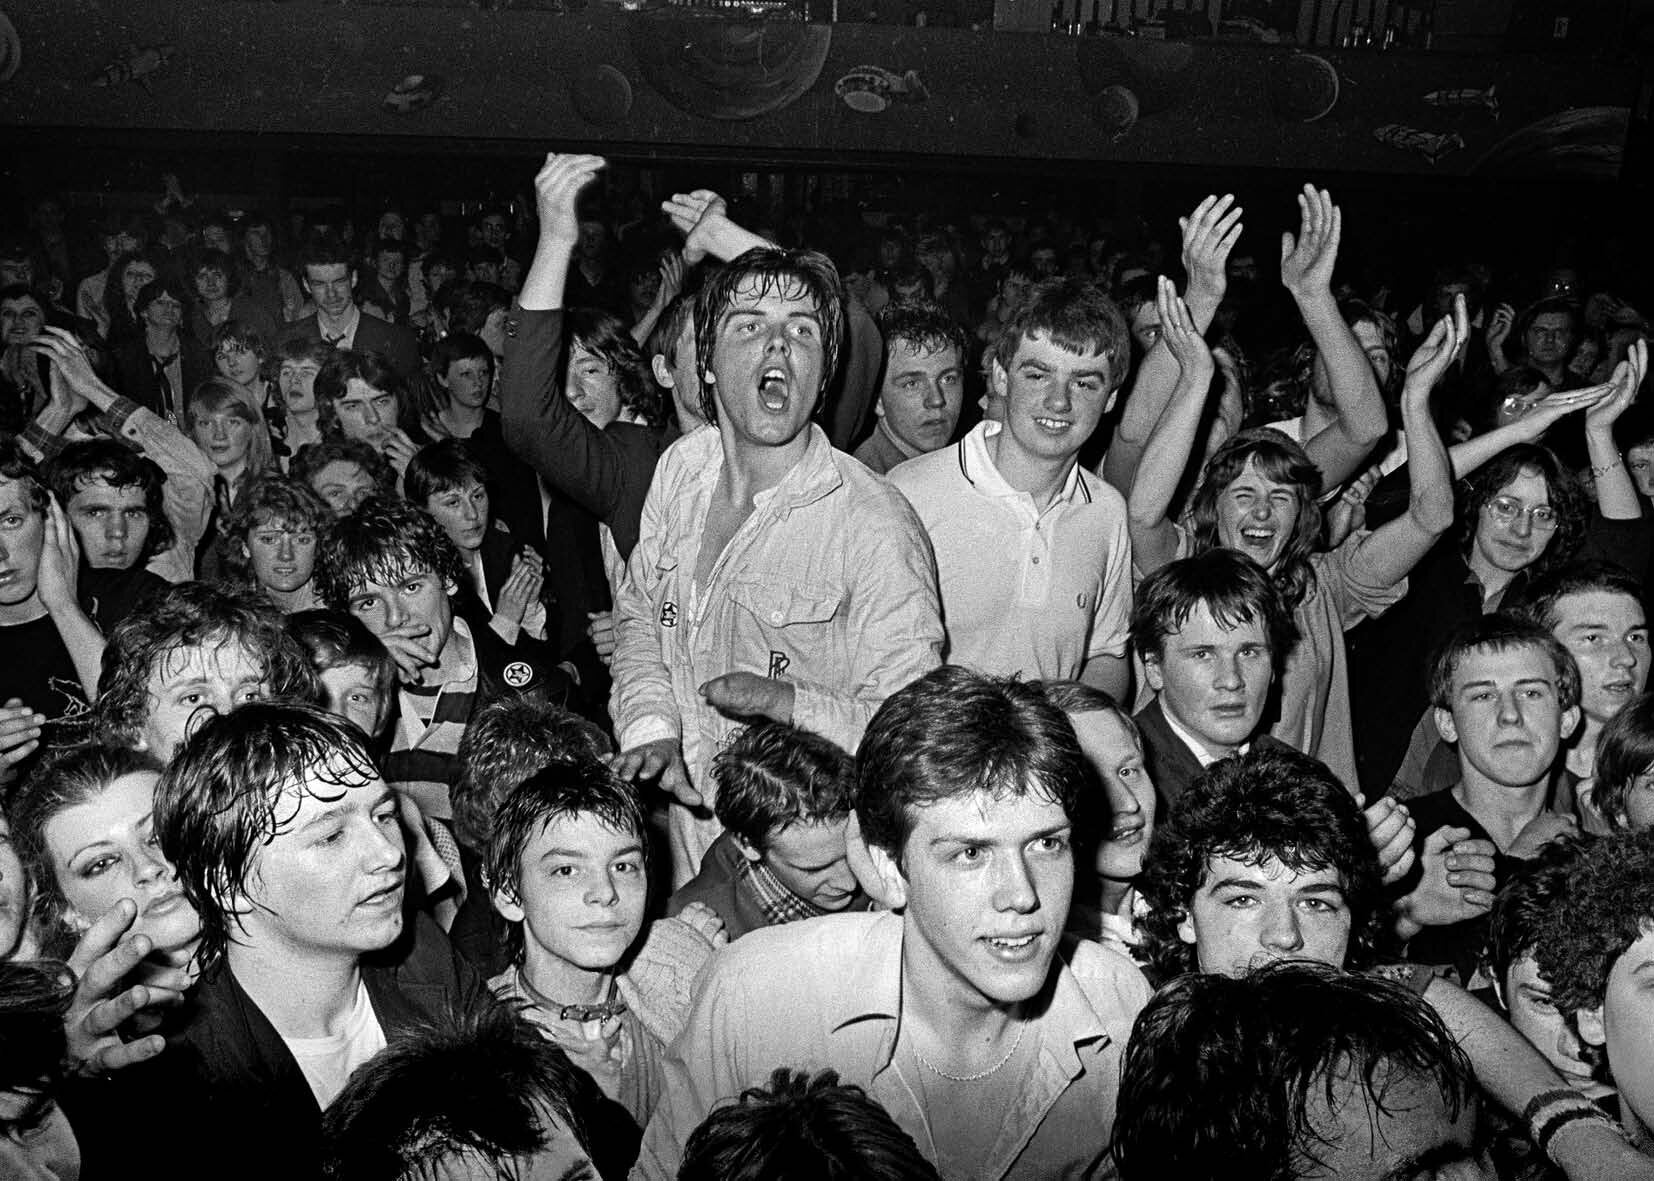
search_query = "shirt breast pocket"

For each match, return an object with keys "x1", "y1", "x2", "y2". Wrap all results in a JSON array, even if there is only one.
[{"x1": 728, "y1": 580, "x2": 846, "y2": 676}]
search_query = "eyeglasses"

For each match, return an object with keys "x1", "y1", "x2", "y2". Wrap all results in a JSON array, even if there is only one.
[{"x1": 1485, "y1": 496, "x2": 1558, "y2": 531}]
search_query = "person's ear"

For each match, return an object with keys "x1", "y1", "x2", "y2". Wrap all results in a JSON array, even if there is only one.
[
  {"x1": 444, "y1": 578, "x2": 460, "y2": 598},
  {"x1": 1143, "y1": 654, "x2": 1165, "y2": 695},
  {"x1": 650, "y1": 355, "x2": 674, "y2": 391},
  {"x1": 873, "y1": 395, "x2": 888, "y2": 422},
  {"x1": 1561, "y1": 705, "x2": 1582, "y2": 743},
  {"x1": 1175, "y1": 908, "x2": 1197, "y2": 947},
  {"x1": 435, "y1": 369, "x2": 451, "y2": 392},
  {"x1": 1435, "y1": 707, "x2": 1458, "y2": 745},
  {"x1": 491, "y1": 883, "x2": 526, "y2": 924},
  {"x1": 734, "y1": 836, "x2": 763, "y2": 865},
  {"x1": 990, "y1": 355, "x2": 1009, "y2": 400},
  {"x1": 848, "y1": 813, "x2": 907, "y2": 909},
  {"x1": 1576, "y1": 1004, "x2": 1606, "y2": 1048}
]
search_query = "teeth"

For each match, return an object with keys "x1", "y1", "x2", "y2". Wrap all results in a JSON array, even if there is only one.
[{"x1": 988, "y1": 935, "x2": 1036, "y2": 948}]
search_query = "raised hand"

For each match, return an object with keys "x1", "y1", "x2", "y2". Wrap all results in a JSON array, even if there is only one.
[
  {"x1": 1404, "y1": 293, "x2": 1469, "y2": 395},
  {"x1": 656, "y1": 251, "x2": 687, "y2": 307},
  {"x1": 1485, "y1": 302, "x2": 1515, "y2": 358},
  {"x1": 1155, "y1": 275, "x2": 1213, "y2": 386},
  {"x1": 1362, "y1": 794, "x2": 1417, "y2": 885},
  {"x1": 380, "y1": 428, "x2": 420, "y2": 479},
  {"x1": 1584, "y1": 336, "x2": 1647, "y2": 432},
  {"x1": 1178, "y1": 194, "x2": 1243, "y2": 307},
  {"x1": 662, "y1": 190, "x2": 729, "y2": 267},
  {"x1": 1398, "y1": 825, "x2": 1496, "y2": 931},
  {"x1": 1279, "y1": 184, "x2": 1341, "y2": 299},
  {"x1": 532, "y1": 152, "x2": 606, "y2": 247},
  {"x1": 674, "y1": 901, "x2": 728, "y2": 948},
  {"x1": 1512, "y1": 384, "x2": 1611, "y2": 441},
  {"x1": 29, "y1": 326, "x2": 109, "y2": 411},
  {"x1": 495, "y1": 553, "x2": 545, "y2": 627},
  {"x1": 63, "y1": 898, "x2": 191, "y2": 1075},
  {"x1": 35, "y1": 497, "x2": 80, "y2": 613}
]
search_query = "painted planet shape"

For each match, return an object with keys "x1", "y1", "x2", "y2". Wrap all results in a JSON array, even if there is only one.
[
  {"x1": 1266, "y1": 52, "x2": 1339, "y2": 122},
  {"x1": 1075, "y1": 36, "x2": 1194, "y2": 114},
  {"x1": 1091, "y1": 83, "x2": 1139, "y2": 134},
  {"x1": 1471, "y1": 106, "x2": 1629, "y2": 179},
  {"x1": 572, "y1": 64, "x2": 634, "y2": 124},
  {"x1": 0, "y1": 11, "x2": 19, "y2": 83},
  {"x1": 630, "y1": 13, "x2": 830, "y2": 121},
  {"x1": 383, "y1": 73, "x2": 443, "y2": 114}
]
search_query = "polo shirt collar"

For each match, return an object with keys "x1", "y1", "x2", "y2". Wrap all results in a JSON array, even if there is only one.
[{"x1": 957, "y1": 421, "x2": 1091, "y2": 505}]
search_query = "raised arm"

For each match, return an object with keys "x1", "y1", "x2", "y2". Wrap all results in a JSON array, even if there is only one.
[
  {"x1": 506, "y1": 153, "x2": 644, "y2": 528},
  {"x1": 1126, "y1": 277, "x2": 1215, "y2": 577},
  {"x1": 1579, "y1": 338, "x2": 1648, "y2": 521},
  {"x1": 1281, "y1": 185, "x2": 1387, "y2": 488},
  {"x1": 1104, "y1": 194, "x2": 1241, "y2": 492},
  {"x1": 661, "y1": 190, "x2": 770, "y2": 264},
  {"x1": 1445, "y1": 384, "x2": 1608, "y2": 482},
  {"x1": 1344, "y1": 297, "x2": 1466, "y2": 586}
]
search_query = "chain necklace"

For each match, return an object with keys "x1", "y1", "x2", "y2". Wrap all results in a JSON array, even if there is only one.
[{"x1": 913, "y1": 1019, "x2": 1027, "y2": 1083}]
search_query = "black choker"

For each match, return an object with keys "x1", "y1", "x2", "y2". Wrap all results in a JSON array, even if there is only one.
[{"x1": 518, "y1": 970, "x2": 627, "y2": 1023}]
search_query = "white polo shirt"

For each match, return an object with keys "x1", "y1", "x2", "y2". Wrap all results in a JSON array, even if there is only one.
[{"x1": 889, "y1": 420, "x2": 1132, "y2": 681}]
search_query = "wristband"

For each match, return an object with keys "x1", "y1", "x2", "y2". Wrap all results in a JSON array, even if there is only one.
[
  {"x1": 1588, "y1": 452, "x2": 1624, "y2": 479},
  {"x1": 1522, "y1": 1087, "x2": 1620, "y2": 1161}
]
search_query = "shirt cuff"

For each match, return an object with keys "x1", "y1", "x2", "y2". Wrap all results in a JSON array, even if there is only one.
[{"x1": 619, "y1": 716, "x2": 680, "y2": 753}]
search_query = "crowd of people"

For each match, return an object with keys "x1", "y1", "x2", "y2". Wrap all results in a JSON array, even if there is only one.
[{"x1": 1, "y1": 149, "x2": 1654, "y2": 1180}]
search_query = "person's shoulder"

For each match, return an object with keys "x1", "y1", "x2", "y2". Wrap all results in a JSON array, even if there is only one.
[
  {"x1": 885, "y1": 441, "x2": 960, "y2": 492},
  {"x1": 1060, "y1": 936, "x2": 1154, "y2": 1016},
  {"x1": 709, "y1": 911, "x2": 892, "y2": 980},
  {"x1": 1073, "y1": 465, "x2": 1128, "y2": 517}
]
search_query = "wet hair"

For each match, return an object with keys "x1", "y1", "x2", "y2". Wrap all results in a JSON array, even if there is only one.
[
  {"x1": 1484, "y1": 836, "x2": 1589, "y2": 996},
  {"x1": 208, "y1": 317, "x2": 269, "y2": 365},
  {"x1": 452, "y1": 698, "x2": 612, "y2": 851},
  {"x1": 1534, "y1": 827, "x2": 1654, "y2": 1025},
  {"x1": 289, "y1": 438, "x2": 398, "y2": 508},
  {"x1": 1459, "y1": 444, "x2": 1587, "y2": 576},
  {"x1": 485, "y1": 759, "x2": 649, "y2": 961},
  {"x1": 1113, "y1": 961, "x2": 1476, "y2": 1181},
  {"x1": 1506, "y1": 560, "x2": 1645, "y2": 635},
  {"x1": 284, "y1": 609, "x2": 399, "y2": 738},
  {"x1": 1187, "y1": 430, "x2": 1324, "y2": 607},
  {"x1": 855, "y1": 666, "x2": 1084, "y2": 860},
  {"x1": 298, "y1": 234, "x2": 356, "y2": 276},
  {"x1": 990, "y1": 275, "x2": 1129, "y2": 393},
  {"x1": 875, "y1": 301, "x2": 968, "y2": 381},
  {"x1": 1426, "y1": 613, "x2": 1581, "y2": 713},
  {"x1": 404, "y1": 439, "x2": 490, "y2": 507},
  {"x1": 713, "y1": 722, "x2": 856, "y2": 851},
  {"x1": 313, "y1": 349, "x2": 404, "y2": 439},
  {"x1": 320, "y1": 1004, "x2": 590, "y2": 1181},
  {"x1": 218, "y1": 476, "x2": 332, "y2": 588},
  {"x1": 680, "y1": 1068, "x2": 941, "y2": 1181},
  {"x1": 186, "y1": 377, "x2": 276, "y2": 490},
  {"x1": 1137, "y1": 747, "x2": 1384, "y2": 982},
  {"x1": 563, "y1": 307, "x2": 663, "y2": 429},
  {"x1": 44, "y1": 439, "x2": 171, "y2": 562},
  {"x1": 1129, "y1": 548, "x2": 1298, "y2": 669},
  {"x1": 95, "y1": 581, "x2": 319, "y2": 748},
  {"x1": 1593, "y1": 692, "x2": 1654, "y2": 830},
  {"x1": 693, "y1": 246, "x2": 846, "y2": 428},
  {"x1": 0, "y1": 959, "x2": 76, "y2": 1130},
  {"x1": 11, "y1": 743, "x2": 165, "y2": 950},
  {"x1": 315, "y1": 495, "x2": 466, "y2": 609},
  {"x1": 0, "y1": 439, "x2": 48, "y2": 515},
  {"x1": 154, "y1": 701, "x2": 384, "y2": 963},
  {"x1": 644, "y1": 288, "x2": 699, "y2": 373}
]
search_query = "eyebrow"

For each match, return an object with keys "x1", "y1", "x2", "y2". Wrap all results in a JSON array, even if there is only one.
[
  {"x1": 539, "y1": 843, "x2": 644, "y2": 862},
  {"x1": 927, "y1": 822, "x2": 1072, "y2": 848}
]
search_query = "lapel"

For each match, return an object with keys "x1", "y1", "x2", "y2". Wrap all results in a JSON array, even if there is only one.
[{"x1": 1134, "y1": 698, "x2": 1207, "y2": 811}]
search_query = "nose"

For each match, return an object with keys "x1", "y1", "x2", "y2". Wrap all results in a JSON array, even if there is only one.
[
  {"x1": 382, "y1": 594, "x2": 406, "y2": 629},
  {"x1": 825, "y1": 858, "x2": 859, "y2": 899},
  {"x1": 991, "y1": 852, "x2": 1039, "y2": 914},
  {"x1": 587, "y1": 869, "x2": 620, "y2": 907},
  {"x1": 1260, "y1": 898, "x2": 1304, "y2": 953},
  {"x1": 133, "y1": 843, "x2": 170, "y2": 885},
  {"x1": 1510, "y1": 512, "x2": 1533, "y2": 538},
  {"x1": 1609, "y1": 640, "x2": 1637, "y2": 670},
  {"x1": 367, "y1": 815, "x2": 406, "y2": 871},
  {"x1": 1213, "y1": 652, "x2": 1244, "y2": 691},
  {"x1": 277, "y1": 533, "x2": 294, "y2": 560},
  {"x1": 211, "y1": 420, "x2": 229, "y2": 441},
  {"x1": 1497, "y1": 690, "x2": 1523, "y2": 727},
  {"x1": 1103, "y1": 774, "x2": 1141, "y2": 824},
  {"x1": 921, "y1": 381, "x2": 946, "y2": 410},
  {"x1": 106, "y1": 513, "x2": 127, "y2": 541},
  {"x1": 362, "y1": 402, "x2": 382, "y2": 426},
  {"x1": 460, "y1": 499, "x2": 480, "y2": 525}
]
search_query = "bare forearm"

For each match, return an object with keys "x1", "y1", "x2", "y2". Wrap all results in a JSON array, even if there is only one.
[
  {"x1": 1296, "y1": 290, "x2": 1386, "y2": 445},
  {"x1": 519, "y1": 236, "x2": 575, "y2": 312},
  {"x1": 49, "y1": 603, "x2": 105, "y2": 699},
  {"x1": 1401, "y1": 384, "x2": 1455, "y2": 535},
  {"x1": 1586, "y1": 428, "x2": 1641, "y2": 520}
]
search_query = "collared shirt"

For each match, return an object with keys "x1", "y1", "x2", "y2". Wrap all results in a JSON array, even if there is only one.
[
  {"x1": 631, "y1": 910, "x2": 1151, "y2": 1180},
  {"x1": 1160, "y1": 705, "x2": 1247, "y2": 768},
  {"x1": 315, "y1": 303, "x2": 361, "y2": 350},
  {"x1": 888, "y1": 420, "x2": 1131, "y2": 682},
  {"x1": 610, "y1": 425, "x2": 943, "y2": 880},
  {"x1": 852, "y1": 419, "x2": 924, "y2": 476}
]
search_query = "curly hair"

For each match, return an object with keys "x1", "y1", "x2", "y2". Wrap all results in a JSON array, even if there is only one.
[
  {"x1": 712, "y1": 721, "x2": 855, "y2": 851},
  {"x1": 452, "y1": 696, "x2": 612, "y2": 851},
  {"x1": 1459, "y1": 444, "x2": 1587, "y2": 579},
  {"x1": 1136, "y1": 747, "x2": 1384, "y2": 983},
  {"x1": 217, "y1": 476, "x2": 331, "y2": 588},
  {"x1": 44, "y1": 438, "x2": 173, "y2": 563},
  {"x1": 314, "y1": 495, "x2": 466, "y2": 609},
  {"x1": 680, "y1": 1068, "x2": 940, "y2": 1181},
  {"x1": 289, "y1": 437, "x2": 398, "y2": 511},
  {"x1": 1187, "y1": 430, "x2": 1324, "y2": 608},
  {"x1": 1534, "y1": 827, "x2": 1654, "y2": 1020},
  {"x1": 95, "y1": 581, "x2": 320, "y2": 747},
  {"x1": 1484, "y1": 835, "x2": 1589, "y2": 993}
]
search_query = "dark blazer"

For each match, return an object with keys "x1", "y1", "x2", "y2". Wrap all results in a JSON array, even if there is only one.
[
  {"x1": 98, "y1": 915, "x2": 489, "y2": 1180},
  {"x1": 283, "y1": 308, "x2": 421, "y2": 381},
  {"x1": 110, "y1": 333, "x2": 212, "y2": 419},
  {"x1": 1135, "y1": 697, "x2": 1294, "y2": 814}
]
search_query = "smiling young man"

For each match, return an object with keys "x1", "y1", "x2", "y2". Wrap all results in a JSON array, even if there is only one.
[
  {"x1": 609, "y1": 177, "x2": 942, "y2": 885},
  {"x1": 888, "y1": 276, "x2": 1132, "y2": 697},
  {"x1": 852, "y1": 302, "x2": 968, "y2": 476},
  {"x1": 1129, "y1": 548, "x2": 1299, "y2": 809},
  {"x1": 141, "y1": 703, "x2": 491, "y2": 1178},
  {"x1": 632, "y1": 668, "x2": 1151, "y2": 1180}
]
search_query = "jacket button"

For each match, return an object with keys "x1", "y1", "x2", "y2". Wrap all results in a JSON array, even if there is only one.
[{"x1": 770, "y1": 611, "x2": 784, "y2": 624}]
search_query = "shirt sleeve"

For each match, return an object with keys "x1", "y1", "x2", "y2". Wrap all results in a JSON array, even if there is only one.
[
  {"x1": 107, "y1": 397, "x2": 215, "y2": 583},
  {"x1": 790, "y1": 487, "x2": 944, "y2": 750},
  {"x1": 1321, "y1": 527, "x2": 1410, "y2": 628},
  {"x1": 609, "y1": 455, "x2": 684, "y2": 751}
]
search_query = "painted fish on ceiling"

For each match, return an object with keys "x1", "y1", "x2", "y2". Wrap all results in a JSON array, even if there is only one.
[{"x1": 834, "y1": 65, "x2": 927, "y2": 113}]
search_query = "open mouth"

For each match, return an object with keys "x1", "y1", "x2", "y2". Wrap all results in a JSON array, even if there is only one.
[
  {"x1": 982, "y1": 932, "x2": 1043, "y2": 961},
  {"x1": 1032, "y1": 416, "x2": 1070, "y2": 434},
  {"x1": 758, "y1": 368, "x2": 790, "y2": 411},
  {"x1": 1108, "y1": 822, "x2": 1146, "y2": 844}
]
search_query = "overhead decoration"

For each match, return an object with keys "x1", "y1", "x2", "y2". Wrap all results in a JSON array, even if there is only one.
[
  {"x1": 1423, "y1": 84, "x2": 1499, "y2": 119},
  {"x1": 833, "y1": 65, "x2": 927, "y2": 113},
  {"x1": 1472, "y1": 106, "x2": 1628, "y2": 179},
  {"x1": 1074, "y1": 36, "x2": 1194, "y2": 115},
  {"x1": 1089, "y1": 83, "x2": 1139, "y2": 137},
  {"x1": 0, "y1": 10, "x2": 19, "y2": 84},
  {"x1": 383, "y1": 73, "x2": 444, "y2": 114},
  {"x1": 630, "y1": 13, "x2": 830, "y2": 121},
  {"x1": 571, "y1": 64, "x2": 634, "y2": 125},
  {"x1": 1266, "y1": 52, "x2": 1339, "y2": 122},
  {"x1": 90, "y1": 44, "x2": 174, "y2": 92},
  {"x1": 1373, "y1": 124, "x2": 1464, "y2": 164}
]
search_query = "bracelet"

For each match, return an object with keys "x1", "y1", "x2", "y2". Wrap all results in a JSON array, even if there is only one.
[
  {"x1": 1522, "y1": 1087, "x2": 1621, "y2": 1160},
  {"x1": 1588, "y1": 452, "x2": 1624, "y2": 479}
]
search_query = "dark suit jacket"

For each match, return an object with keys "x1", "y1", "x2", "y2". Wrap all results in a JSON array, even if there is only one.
[
  {"x1": 111, "y1": 334, "x2": 211, "y2": 419},
  {"x1": 283, "y1": 308, "x2": 421, "y2": 381},
  {"x1": 1135, "y1": 697, "x2": 1294, "y2": 815}
]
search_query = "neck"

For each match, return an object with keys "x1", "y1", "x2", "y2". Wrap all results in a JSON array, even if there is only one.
[
  {"x1": 1534, "y1": 360, "x2": 1567, "y2": 386},
  {"x1": 204, "y1": 296, "x2": 231, "y2": 321},
  {"x1": 1568, "y1": 715, "x2": 1606, "y2": 777},
  {"x1": 899, "y1": 919, "x2": 1023, "y2": 1055},
  {"x1": 145, "y1": 324, "x2": 178, "y2": 352},
  {"x1": 1162, "y1": 697, "x2": 1242, "y2": 760},
  {"x1": 521, "y1": 944, "x2": 613, "y2": 1009},
  {"x1": 716, "y1": 423, "x2": 811, "y2": 504},
  {"x1": 441, "y1": 403, "x2": 486, "y2": 436},
  {"x1": 1453, "y1": 767, "x2": 1549, "y2": 850},
  {"x1": 0, "y1": 591, "x2": 46, "y2": 627},
  {"x1": 1466, "y1": 548, "x2": 1516, "y2": 605},
  {"x1": 227, "y1": 939, "x2": 363, "y2": 1038},
  {"x1": 986, "y1": 429, "x2": 1076, "y2": 508},
  {"x1": 317, "y1": 304, "x2": 355, "y2": 335},
  {"x1": 218, "y1": 458, "x2": 248, "y2": 487},
  {"x1": 266, "y1": 581, "x2": 318, "y2": 614}
]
